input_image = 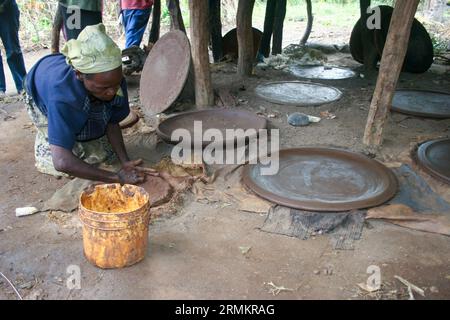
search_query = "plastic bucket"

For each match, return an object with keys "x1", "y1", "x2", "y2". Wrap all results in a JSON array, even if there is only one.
[{"x1": 79, "y1": 184, "x2": 151, "y2": 269}]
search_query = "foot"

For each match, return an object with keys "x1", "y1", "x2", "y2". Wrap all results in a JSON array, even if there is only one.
[{"x1": 0, "y1": 91, "x2": 6, "y2": 99}]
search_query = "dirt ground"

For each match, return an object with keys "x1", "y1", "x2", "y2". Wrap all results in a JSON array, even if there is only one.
[{"x1": 1, "y1": 32, "x2": 450, "y2": 300}]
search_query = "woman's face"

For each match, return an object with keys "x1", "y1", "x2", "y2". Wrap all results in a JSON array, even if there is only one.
[{"x1": 77, "y1": 67, "x2": 123, "y2": 102}]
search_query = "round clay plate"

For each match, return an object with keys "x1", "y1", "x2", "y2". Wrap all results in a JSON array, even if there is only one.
[
  {"x1": 119, "y1": 110, "x2": 140, "y2": 129},
  {"x1": 242, "y1": 148, "x2": 398, "y2": 212},
  {"x1": 415, "y1": 139, "x2": 450, "y2": 184},
  {"x1": 157, "y1": 109, "x2": 268, "y2": 147},
  {"x1": 255, "y1": 81, "x2": 343, "y2": 106},
  {"x1": 391, "y1": 89, "x2": 450, "y2": 119},
  {"x1": 288, "y1": 65, "x2": 356, "y2": 80},
  {"x1": 140, "y1": 30, "x2": 191, "y2": 118}
]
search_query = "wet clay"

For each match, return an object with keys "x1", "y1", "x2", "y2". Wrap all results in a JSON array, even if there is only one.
[
  {"x1": 140, "y1": 176, "x2": 174, "y2": 207},
  {"x1": 80, "y1": 184, "x2": 148, "y2": 213}
]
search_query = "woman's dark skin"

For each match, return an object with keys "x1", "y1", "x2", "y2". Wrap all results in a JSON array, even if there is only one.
[{"x1": 50, "y1": 66, "x2": 157, "y2": 184}]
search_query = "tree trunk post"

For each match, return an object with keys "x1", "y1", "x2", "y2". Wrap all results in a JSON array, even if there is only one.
[
  {"x1": 167, "y1": 0, "x2": 186, "y2": 34},
  {"x1": 363, "y1": 0, "x2": 420, "y2": 146},
  {"x1": 148, "y1": 0, "x2": 161, "y2": 45},
  {"x1": 237, "y1": 0, "x2": 256, "y2": 77},
  {"x1": 51, "y1": 3, "x2": 63, "y2": 54},
  {"x1": 189, "y1": 0, "x2": 214, "y2": 108},
  {"x1": 300, "y1": 0, "x2": 313, "y2": 45}
]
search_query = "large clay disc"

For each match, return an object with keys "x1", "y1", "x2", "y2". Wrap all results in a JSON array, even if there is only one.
[
  {"x1": 242, "y1": 148, "x2": 398, "y2": 212},
  {"x1": 140, "y1": 31, "x2": 191, "y2": 117}
]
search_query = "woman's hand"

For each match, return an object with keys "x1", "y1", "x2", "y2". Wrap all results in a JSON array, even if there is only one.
[{"x1": 117, "y1": 159, "x2": 159, "y2": 185}]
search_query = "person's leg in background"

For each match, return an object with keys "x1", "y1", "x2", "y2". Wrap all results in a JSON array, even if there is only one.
[
  {"x1": 61, "y1": 7, "x2": 102, "y2": 41},
  {"x1": 0, "y1": 50, "x2": 6, "y2": 95},
  {"x1": 0, "y1": 1, "x2": 27, "y2": 94},
  {"x1": 122, "y1": 8, "x2": 151, "y2": 49}
]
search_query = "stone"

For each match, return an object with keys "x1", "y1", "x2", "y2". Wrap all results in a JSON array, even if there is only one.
[{"x1": 288, "y1": 113, "x2": 310, "y2": 127}]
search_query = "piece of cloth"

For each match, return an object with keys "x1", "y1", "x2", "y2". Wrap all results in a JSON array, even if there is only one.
[
  {"x1": 25, "y1": 93, "x2": 116, "y2": 177},
  {"x1": 0, "y1": 0, "x2": 26, "y2": 93},
  {"x1": 122, "y1": 8, "x2": 152, "y2": 48},
  {"x1": 62, "y1": 23, "x2": 122, "y2": 74},
  {"x1": 365, "y1": 164, "x2": 450, "y2": 236},
  {"x1": 25, "y1": 54, "x2": 130, "y2": 150},
  {"x1": 121, "y1": 0, "x2": 153, "y2": 10},
  {"x1": 59, "y1": 0, "x2": 102, "y2": 12},
  {"x1": 261, "y1": 206, "x2": 366, "y2": 250}
]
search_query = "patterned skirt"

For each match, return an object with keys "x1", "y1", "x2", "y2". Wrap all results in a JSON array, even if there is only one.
[{"x1": 24, "y1": 93, "x2": 115, "y2": 177}]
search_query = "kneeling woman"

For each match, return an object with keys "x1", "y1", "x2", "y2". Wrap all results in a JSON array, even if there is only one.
[{"x1": 25, "y1": 23, "x2": 156, "y2": 184}]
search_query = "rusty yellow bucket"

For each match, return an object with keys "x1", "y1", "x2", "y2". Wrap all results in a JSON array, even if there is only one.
[{"x1": 79, "y1": 184, "x2": 151, "y2": 269}]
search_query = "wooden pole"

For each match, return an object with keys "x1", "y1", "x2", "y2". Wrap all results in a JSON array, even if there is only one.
[
  {"x1": 167, "y1": 0, "x2": 186, "y2": 34},
  {"x1": 51, "y1": 3, "x2": 63, "y2": 53},
  {"x1": 272, "y1": 0, "x2": 287, "y2": 55},
  {"x1": 300, "y1": 0, "x2": 313, "y2": 45},
  {"x1": 189, "y1": 0, "x2": 214, "y2": 108},
  {"x1": 237, "y1": 0, "x2": 256, "y2": 77},
  {"x1": 363, "y1": 0, "x2": 420, "y2": 146},
  {"x1": 209, "y1": 0, "x2": 223, "y2": 63},
  {"x1": 148, "y1": 0, "x2": 161, "y2": 45}
]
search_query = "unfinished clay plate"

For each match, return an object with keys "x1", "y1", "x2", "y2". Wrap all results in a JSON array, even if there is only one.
[
  {"x1": 255, "y1": 81, "x2": 343, "y2": 106},
  {"x1": 391, "y1": 89, "x2": 450, "y2": 119},
  {"x1": 242, "y1": 148, "x2": 398, "y2": 212},
  {"x1": 288, "y1": 65, "x2": 356, "y2": 80},
  {"x1": 140, "y1": 30, "x2": 191, "y2": 118},
  {"x1": 415, "y1": 138, "x2": 450, "y2": 184},
  {"x1": 156, "y1": 109, "x2": 268, "y2": 147}
]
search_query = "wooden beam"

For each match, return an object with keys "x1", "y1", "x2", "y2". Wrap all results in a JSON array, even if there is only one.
[
  {"x1": 363, "y1": 0, "x2": 420, "y2": 146},
  {"x1": 148, "y1": 0, "x2": 161, "y2": 45},
  {"x1": 189, "y1": 0, "x2": 214, "y2": 108},
  {"x1": 237, "y1": 0, "x2": 256, "y2": 77}
]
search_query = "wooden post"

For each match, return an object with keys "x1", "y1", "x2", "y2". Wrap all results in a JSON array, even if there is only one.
[
  {"x1": 148, "y1": 0, "x2": 161, "y2": 45},
  {"x1": 209, "y1": 0, "x2": 223, "y2": 63},
  {"x1": 363, "y1": 0, "x2": 420, "y2": 146},
  {"x1": 259, "y1": 0, "x2": 276, "y2": 58},
  {"x1": 300, "y1": 0, "x2": 313, "y2": 45},
  {"x1": 237, "y1": 0, "x2": 256, "y2": 77},
  {"x1": 51, "y1": 3, "x2": 63, "y2": 53},
  {"x1": 167, "y1": 0, "x2": 186, "y2": 34},
  {"x1": 189, "y1": 0, "x2": 214, "y2": 108},
  {"x1": 272, "y1": 0, "x2": 287, "y2": 55}
]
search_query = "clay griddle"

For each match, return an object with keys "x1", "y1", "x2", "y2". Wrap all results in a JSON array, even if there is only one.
[
  {"x1": 139, "y1": 30, "x2": 191, "y2": 118},
  {"x1": 242, "y1": 148, "x2": 398, "y2": 212},
  {"x1": 255, "y1": 81, "x2": 343, "y2": 106},
  {"x1": 288, "y1": 65, "x2": 356, "y2": 80},
  {"x1": 222, "y1": 27, "x2": 263, "y2": 60},
  {"x1": 391, "y1": 89, "x2": 450, "y2": 119},
  {"x1": 156, "y1": 109, "x2": 268, "y2": 147},
  {"x1": 119, "y1": 110, "x2": 140, "y2": 129},
  {"x1": 140, "y1": 176, "x2": 174, "y2": 207},
  {"x1": 415, "y1": 139, "x2": 450, "y2": 184}
]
